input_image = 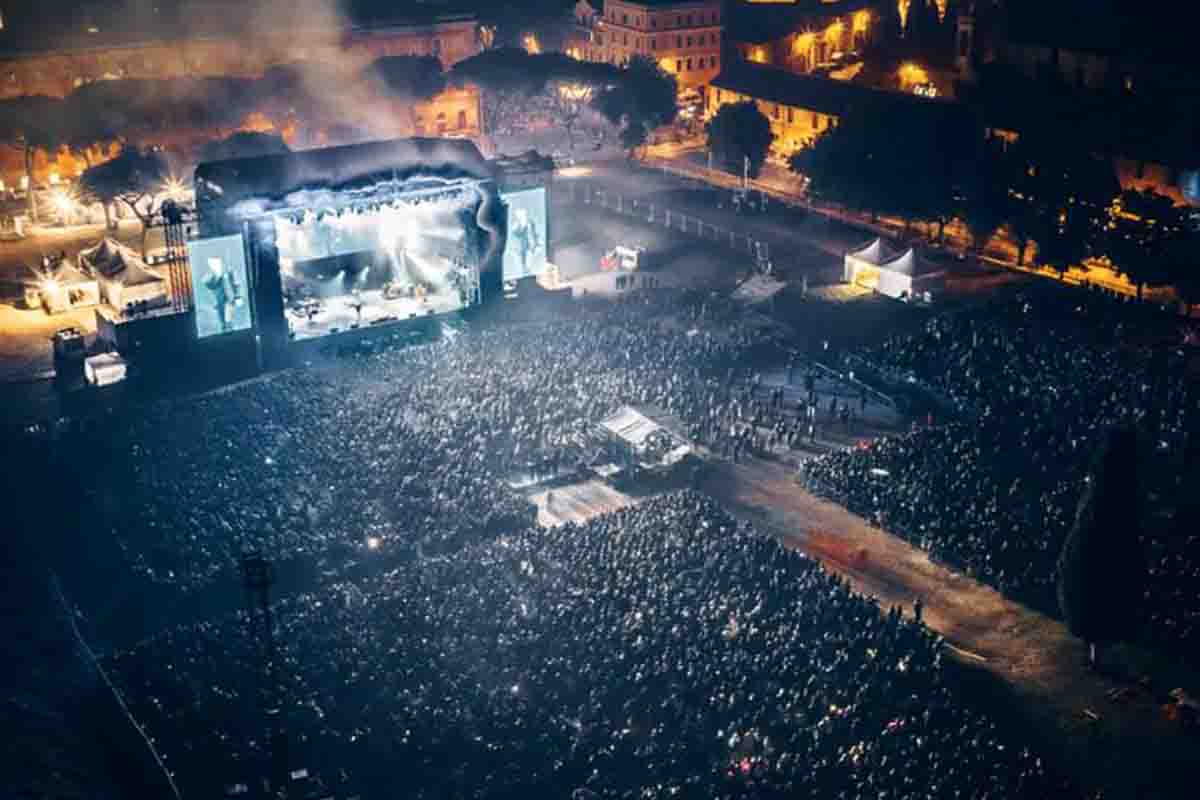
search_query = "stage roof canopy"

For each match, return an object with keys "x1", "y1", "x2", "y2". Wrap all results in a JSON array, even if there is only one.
[{"x1": 195, "y1": 137, "x2": 497, "y2": 230}]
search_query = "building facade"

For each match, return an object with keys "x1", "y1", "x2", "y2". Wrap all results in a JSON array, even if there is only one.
[
  {"x1": 571, "y1": 0, "x2": 723, "y2": 89},
  {"x1": 0, "y1": 17, "x2": 480, "y2": 100},
  {"x1": 727, "y1": 0, "x2": 877, "y2": 75}
]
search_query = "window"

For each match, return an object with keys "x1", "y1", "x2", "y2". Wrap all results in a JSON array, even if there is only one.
[
  {"x1": 622, "y1": 13, "x2": 627, "y2": 24},
  {"x1": 676, "y1": 60, "x2": 682, "y2": 72},
  {"x1": 687, "y1": 14, "x2": 693, "y2": 26},
  {"x1": 711, "y1": 56, "x2": 718, "y2": 68},
  {"x1": 676, "y1": 15, "x2": 682, "y2": 26},
  {"x1": 651, "y1": 38, "x2": 656, "y2": 50},
  {"x1": 651, "y1": 18, "x2": 656, "y2": 28},
  {"x1": 773, "y1": 105, "x2": 780, "y2": 120},
  {"x1": 687, "y1": 58, "x2": 693, "y2": 70},
  {"x1": 687, "y1": 36, "x2": 693, "y2": 47},
  {"x1": 458, "y1": 109, "x2": 468, "y2": 129},
  {"x1": 676, "y1": 35, "x2": 682, "y2": 47},
  {"x1": 623, "y1": 33, "x2": 629, "y2": 45},
  {"x1": 637, "y1": 38, "x2": 642, "y2": 50},
  {"x1": 788, "y1": 108, "x2": 794, "y2": 123},
  {"x1": 699, "y1": 34, "x2": 706, "y2": 46}
]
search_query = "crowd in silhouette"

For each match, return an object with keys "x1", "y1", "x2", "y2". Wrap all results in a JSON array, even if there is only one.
[
  {"x1": 803, "y1": 289, "x2": 1199, "y2": 659},
  {"x1": 112, "y1": 493, "x2": 1080, "y2": 799}
]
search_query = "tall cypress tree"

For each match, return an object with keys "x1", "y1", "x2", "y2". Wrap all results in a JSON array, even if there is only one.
[{"x1": 1056, "y1": 424, "x2": 1147, "y2": 666}]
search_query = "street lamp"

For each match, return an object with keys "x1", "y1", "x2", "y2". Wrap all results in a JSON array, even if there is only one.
[{"x1": 51, "y1": 189, "x2": 76, "y2": 225}]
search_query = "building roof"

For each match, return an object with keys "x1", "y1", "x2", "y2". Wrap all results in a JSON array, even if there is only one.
[
  {"x1": 711, "y1": 61, "x2": 959, "y2": 120},
  {"x1": 194, "y1": 137, "x2": 496, "y2": 224},
  {"x1": 728, "y1": 0, "x2": 874, "y2": 45},
  {"x1": 0, "y1": 0, "x2": 477, "y2": 57}
]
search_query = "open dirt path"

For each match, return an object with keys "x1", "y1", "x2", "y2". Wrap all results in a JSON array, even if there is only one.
[{"x1": 703, "y1": 456, "x2": 1199, "y2": 800}]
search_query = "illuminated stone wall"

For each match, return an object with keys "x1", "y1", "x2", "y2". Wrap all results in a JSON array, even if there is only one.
[
  {"x1": 705, "y1": 83, "x2": 836, "y2": 157},
  {"x1": 733, "y1": 8, "x2": 874, "y2": 75}
]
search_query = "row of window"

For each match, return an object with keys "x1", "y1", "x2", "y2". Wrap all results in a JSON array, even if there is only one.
[
  {"x1": 598, "y1": 31, "x2": 717, "y2": 51},
  {"x1": 675, "y1": 56, "x2": 718, "y2": 73},
  {"x1": 609, "y1": 7, "x2": 719, "y2": 30}
]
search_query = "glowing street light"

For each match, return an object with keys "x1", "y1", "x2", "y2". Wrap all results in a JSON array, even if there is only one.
[
  {"x1": 161, "y1": 175, "x2": 188, "y2": 202},
  {"x1": 825, "y1": 20, "x2": 844, "y2": 47},
  {"x1": 51, "y1": 188, "x2": 76, "y2": 224},
  {"x1": 899, "y1": 62, "x2": 930, "y2": 89}
]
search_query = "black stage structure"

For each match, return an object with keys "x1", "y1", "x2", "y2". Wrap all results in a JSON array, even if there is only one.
[{"x1": 190, "y1": 138, "x2": 553, "y2": 368}]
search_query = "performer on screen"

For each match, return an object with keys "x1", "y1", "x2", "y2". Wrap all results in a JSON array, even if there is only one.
[
  {"x1": 202, "y1": 256, "x2": 243, "y2": 333},
  {"x1": 509, "y1": 206, "x2": 542, "y2": 274}
]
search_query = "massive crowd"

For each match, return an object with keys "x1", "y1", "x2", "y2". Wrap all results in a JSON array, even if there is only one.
[
  {"x1": 112, "y1": 493, "x2": 1080, "y2": 799},
  {"x1": 57, "y1": 289, "x2": 861, "y2": 594},
  {"x1": 803, "y1": 289, "x2": 1200, "y2": 658}
]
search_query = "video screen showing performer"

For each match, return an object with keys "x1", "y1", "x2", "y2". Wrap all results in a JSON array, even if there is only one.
[
  {"x1": 501, "y1": 187, "x2": 548, "y2": 281},
  {"x1": 187, "y1": 234, "x2": 253, "y2": 338}
]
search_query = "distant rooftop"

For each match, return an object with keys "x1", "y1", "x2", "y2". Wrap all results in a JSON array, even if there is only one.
[
  {"x1": 727, "y1": 0, "x2": 875, "y2": 44},
  {"x1": 0, "y1": 0, "x2": 477, "y2": 57}
]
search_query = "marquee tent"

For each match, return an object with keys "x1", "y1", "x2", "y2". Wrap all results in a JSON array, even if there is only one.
[
  {"x1": 38, "y1": 259, "x2": 101, "y2": 314},
  {"x1": 78, "y1": 238, "x2": 169, "y2": 311},
  {"x1": 844, "y1": 238, "x2": 918, "y2": 300}
]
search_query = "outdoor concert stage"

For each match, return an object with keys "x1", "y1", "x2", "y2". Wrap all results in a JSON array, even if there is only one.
[{"x1": 185, "y1": 138, "x2": 552, "y2": 366}]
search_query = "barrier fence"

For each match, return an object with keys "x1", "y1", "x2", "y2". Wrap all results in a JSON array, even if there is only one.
[{"x1": 558, "y1": 180, "x2": 770, "y2": 263}]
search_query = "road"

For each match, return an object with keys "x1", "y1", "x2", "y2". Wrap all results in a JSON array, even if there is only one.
[{"x1": 703, "y1": 455, "x2": 1200, "y2": 800}]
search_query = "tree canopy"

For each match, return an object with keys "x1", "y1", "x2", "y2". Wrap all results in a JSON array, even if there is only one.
[
  {"x1": 706, "y1": 101, "x2": 773, "y2": 179},
  {"x1": 364, "y1": 56, "x2": 446, "y2": 101},
  {"x1": 1105, "y1": 189, "x2": 1191, "y2": 298},
  {"x1": 1056, "y1": 424, "x2": 1147, "y2": 661},
  {"x1": 78, "y1": 146, "x2": 168, "y2": 220},
  {"x1": 592, "y1": 56, "x2": 677, "y2": 156}
]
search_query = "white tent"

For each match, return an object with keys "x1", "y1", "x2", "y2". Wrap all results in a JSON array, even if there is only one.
[
  {"x1": 843, "y1": 238, "x2": 916, "y2": 300},
  {"x1": 84, "y1": 352, "x2": 128, "y2": 386},
  {"x1": 39, "y1": 260, "x2": 101, "y2": 314},
  {"x1": 79, "y1": 238, "x2": 169, "y2": 311}
]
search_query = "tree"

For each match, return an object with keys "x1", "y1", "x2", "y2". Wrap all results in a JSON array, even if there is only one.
[
  {"x1": 78, "y1": 146, "x2": 169, "y2": 253},
  {"x1": 1105, "y1": 189, "x2": 1190, "y2": 300},
  {"x1": 541, "y1": 55, "x2": 619, "y2": 150},
  {"x1": 791, "y1": 101, "x2": 961, "y2": 235},
  {"x1": 364, "y1": 55, "x2": 446, "y2": 101},
  {"x1": 197, "y1": 131, "x2": 290, "y2": 165},
  {"x1": 1056, "y1": 424, "x2": 1147, "y2": 667},
  {"x1": 1006, "y1": 133, "x2": 1118, "y2": 271},
  {"x1": 449, "y1": 48, "x2": 551, "y2": 135},
  {"x1": 592, "y1": 56, "x2": 677, "y2": 158},
  {"x1": 0, "y1": 95, "x2": 68, "y2": 223},
  {"x1": 957, "y1": 138, "x2": 1012, "y2": 258},
  {"x1": 706, "y1": 101, "x2": 774, "y2": 179}
]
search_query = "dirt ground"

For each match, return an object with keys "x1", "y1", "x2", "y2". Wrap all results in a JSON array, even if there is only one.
[{"x1": 703, "y1": 455, "x2": 1200, "y2": 800}]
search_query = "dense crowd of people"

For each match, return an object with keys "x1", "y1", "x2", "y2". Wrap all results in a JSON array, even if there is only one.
[
  {"x1": 803, "y1": 289, "x2": 1200, "y2": 658},
  {"x1": 112, "y1": 493, "x2": 1080, "y2": 799},
  {"x1": 53, "y1": 291, "x2": 773, "y2": 591}
]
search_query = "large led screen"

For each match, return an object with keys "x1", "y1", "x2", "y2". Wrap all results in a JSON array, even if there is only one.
[
  {"x1": 188, "y1": 234, "x2": 253, "y2": 338},
  {"x1": 501, "y1": 187, "x2": 547, "y2": 281}
]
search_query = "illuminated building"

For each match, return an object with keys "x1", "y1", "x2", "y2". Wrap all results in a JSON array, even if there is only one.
[
  {"x1": 0, "y1": 10, "x2": 480, "y2": 100},
  {"x1": 728, "y1": 0, "x2": 875, "y2": 75},
  {"x1": 568, "y1": 0, "x2": 723, "y2": 88},
  {"x1": 706, "y1": 61, "x2": 965, "y2": 159}
]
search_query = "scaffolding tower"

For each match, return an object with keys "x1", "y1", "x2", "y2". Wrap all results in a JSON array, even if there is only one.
[{"x1": 240, "y1": 550, "x2": 288, "y2": 799}]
